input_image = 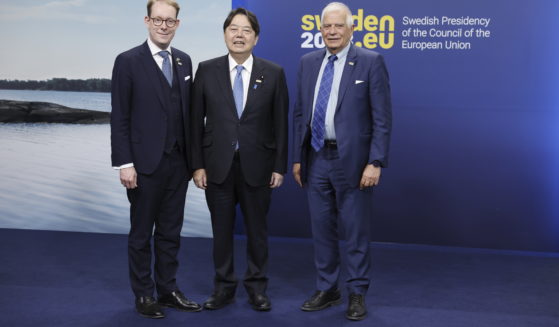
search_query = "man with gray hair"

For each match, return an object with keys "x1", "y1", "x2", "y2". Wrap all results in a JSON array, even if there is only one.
[{"x1": 292, "y1": 2, "x2": 392, "y2": 321}]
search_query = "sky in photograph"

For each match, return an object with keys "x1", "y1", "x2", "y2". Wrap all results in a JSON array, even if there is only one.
[{"x1": 0, "y1": 0, "x2": 231, "y2": 80}]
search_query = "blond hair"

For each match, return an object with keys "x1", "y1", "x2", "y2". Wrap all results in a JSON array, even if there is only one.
[{"x1": 147, "y1": 0, "x2": 180, "y2": 18}]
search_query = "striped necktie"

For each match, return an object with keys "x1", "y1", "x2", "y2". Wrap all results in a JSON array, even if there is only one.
[{"x1": 311, "y1": 54, "x2": 338, "y2": 151}]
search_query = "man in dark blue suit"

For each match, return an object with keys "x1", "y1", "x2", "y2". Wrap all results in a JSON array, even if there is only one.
[
  {"x1": 292, "y1": 2, "x2": 392, "y2": 321},
  {"x1": 110, "y1": 0, "x2": 201, "y2": 319}
]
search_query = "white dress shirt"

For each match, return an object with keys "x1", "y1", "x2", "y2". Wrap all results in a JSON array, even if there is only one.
[
  {"x1": 228, "y1": 54, "x2": 253, "y2": 112},
  {"x1": 147, "y1": 37, "x2": 173, "y2": 71}
]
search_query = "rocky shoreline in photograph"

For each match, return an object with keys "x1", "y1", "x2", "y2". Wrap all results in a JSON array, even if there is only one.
[{"x1": 0, "y1": 99, "x2": 110, "y2": 124}]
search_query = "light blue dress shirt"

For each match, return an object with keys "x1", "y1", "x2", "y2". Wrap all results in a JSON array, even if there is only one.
[{"x1": 312, "y1": 43, "x2": 351, "y2": 140}]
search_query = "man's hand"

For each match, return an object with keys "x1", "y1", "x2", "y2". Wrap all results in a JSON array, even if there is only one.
[
  {"x1": 193, "y1": 169, "x2": 207, "y2": 190},
  {"x1": 359, "y1": 164, "x2": 381, "y2": 190},
  {"x1": 269, "y1": 172, "x2": 284, "y2": 188},
  {"x1": 292, "y1": 163, "x2": 303, "y2": 187},
  {"x1": 120, "y1": 167, "x2": 138, "y2": 189}
]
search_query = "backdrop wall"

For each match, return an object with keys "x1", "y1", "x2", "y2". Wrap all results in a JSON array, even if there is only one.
[
  {"x1": 0, "y1": 0, "x2": 231, "y2": 238},
  {"x1": 235, "y1": 0, "x2": 559, "y2": 252},
  {"x1": 1, "y1": 0, "x2": 557, "y2": 253}
]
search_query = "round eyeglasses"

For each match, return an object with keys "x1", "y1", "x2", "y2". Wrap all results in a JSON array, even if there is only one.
[{"x1": 150, "y1": 17, "x2": 177, "y2": 28}]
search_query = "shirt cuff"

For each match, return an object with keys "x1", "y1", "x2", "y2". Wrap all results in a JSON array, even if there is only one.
[{"x1": 113, "y1": 163, "x2": 134, "y2": 170}]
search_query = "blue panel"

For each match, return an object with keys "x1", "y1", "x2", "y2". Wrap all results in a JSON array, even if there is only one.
[
  {"x1": 231, "y1": 0, "x2": 248, "y2": 9},
  {"x1": 240, "y1": 0, "x2": 559, "y2": 251}
]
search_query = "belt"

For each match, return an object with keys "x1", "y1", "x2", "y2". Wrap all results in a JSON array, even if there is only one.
[{"x1": 324, "y1": 140, "x2": 337, "y2": 148}]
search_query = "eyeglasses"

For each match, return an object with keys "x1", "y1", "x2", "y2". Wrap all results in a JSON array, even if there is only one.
[{"x1": 150, "y1": 17, "x2": 177, "y2": 28}]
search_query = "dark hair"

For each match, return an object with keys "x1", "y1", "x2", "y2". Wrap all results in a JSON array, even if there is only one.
[{"x1": 223, "y1": 8, "x2": 260, "y2": 36}]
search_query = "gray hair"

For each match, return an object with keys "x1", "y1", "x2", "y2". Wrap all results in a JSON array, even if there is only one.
[{"x1": 321, "y1": 2, "x2": 353, "y2": 27}]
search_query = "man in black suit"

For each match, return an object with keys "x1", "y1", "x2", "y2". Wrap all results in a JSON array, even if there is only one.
[
  {"x1": 110, "y1": 0, "x2": 201, "y2": 319},
  {"x1": 191, "y1": 8, "x2": 288, "y2": 312}
]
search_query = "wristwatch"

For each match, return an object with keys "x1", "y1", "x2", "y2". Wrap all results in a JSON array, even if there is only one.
[{"x1": 371, "y1": 160, "x2": 381, "y2": 168}]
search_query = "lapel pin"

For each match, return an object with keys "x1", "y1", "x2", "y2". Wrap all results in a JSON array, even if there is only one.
[
  {"x1": 175, "y1": 57, "x2": 183, "y2": 66},
  {"x1": 254, "y1": 76, "x2": 264, "y2": 89},
  {"x1": 348, "y1": 62, "x2": 354, "y2": 66}
]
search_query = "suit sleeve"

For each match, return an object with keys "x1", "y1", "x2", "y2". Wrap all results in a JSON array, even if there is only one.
[
  {"x1": 110, "y1": 54, "x2": 134, "y2": 167},
  {"x1": 190, "y1": 63, "x2": 206, "y2": 170},
  {"x1": 291, "y1": 59, "x2": 304, "y2": 164},
  {"x1": 273, "y1": 67, "x2": 289, "y2": 174},
  {"x1": 368, "y1": 54, "x2": 392, "y2": 167}
]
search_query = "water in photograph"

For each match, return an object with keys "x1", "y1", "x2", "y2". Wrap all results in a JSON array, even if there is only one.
[{"x1": 0, "y1": 90, "x2": 212, "y2": 237}]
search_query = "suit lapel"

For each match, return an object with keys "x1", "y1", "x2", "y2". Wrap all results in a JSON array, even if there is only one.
[
  {"x1": 171, "y1": 48, "x2": 186, "y2": 103},
  {"x1": 171, "y1": 48, "x2": 191, "y2": 129},
  {"x1": 335, "y1": 45, "x2": 357, "y2": 112},
  {"x1": 243, "y1": 57, "x2": 264, "y2": 120},
  {"x1": 139, "y1": 42, "x2": 166, "y2": 111},
  {"x1": 305, "y1": 49, "x2": 327, "y2": 123},
  {"x1": 215, "y1": 56, "x2": 239, "y2": 119}
]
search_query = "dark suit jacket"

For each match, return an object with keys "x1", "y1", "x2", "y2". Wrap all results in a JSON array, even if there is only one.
[
  {"x1": 293, "y1": 45, "x2": 392, "y2": 187},
  {"x1": 111, "y1": 41, "x2": 193, "y2": 176},
  {"x1": 191, "y1": 55, "x2": 288, "y2": 187}
]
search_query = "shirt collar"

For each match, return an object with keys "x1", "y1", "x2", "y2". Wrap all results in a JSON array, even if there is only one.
[
  {"x1": 326, "y1": 42, "x2": 351, "y2": 61},
  {"x1": 147, "y1": 37, "x2": 172, "y2": 56},
  {"x1": 228, "y1": 54, "x2": 253, "y2": 74}
]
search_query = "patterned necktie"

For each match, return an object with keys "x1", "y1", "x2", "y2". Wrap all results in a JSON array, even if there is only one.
[
  {"x1": 233, "y1": 65, "x2": 244, "y2": 119},
  {"x1": 159, "y1": 51, "x2": 173, "y2": 86},
  {"x1": 311, "y1": 54, "x2": 338, "y2": 152}
]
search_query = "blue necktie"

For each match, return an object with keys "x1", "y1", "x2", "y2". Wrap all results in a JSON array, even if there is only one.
[
  {"x1": 159, "y1": 51, "x2": 173, "y2": 86},
  {"x1": 311, "y1": 55, "x2": 338, "y2": 152},
  {"x1": 233, "y1": 65, "x2": 244, "y2": 119}
]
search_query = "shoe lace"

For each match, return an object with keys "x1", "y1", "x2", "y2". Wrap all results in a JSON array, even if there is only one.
[
  {"x1": 349, "y1": 294, "x2": 362, "y2": 305},
  {"x1": 310, "y1": 291, "x2": 323, "y2": 301}
]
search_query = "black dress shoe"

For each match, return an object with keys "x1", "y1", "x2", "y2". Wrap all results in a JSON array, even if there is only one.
[
  {"x1": 135, "y1": 296, "x2": 165, "y2": 319},
  {"x1": 248, "y1": 293, "x2": 271, "y2": 311},
  {"x1": 203, "y1": 291, "x2": 235, "y2": 310},
  {"x1": 346, "y1": 293, "x2": 367, "y2": 321},
  {"x1": 158, "y1": 290, "x2": 202, "y2": 312},
  {"x1": 300, "y1": 289, "x2": 342, "y2": 311}
]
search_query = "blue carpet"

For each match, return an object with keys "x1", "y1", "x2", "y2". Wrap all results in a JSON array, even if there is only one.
[{"x1": 0, "y1": 228, "x2": 558, "y2": 327}]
